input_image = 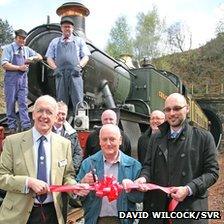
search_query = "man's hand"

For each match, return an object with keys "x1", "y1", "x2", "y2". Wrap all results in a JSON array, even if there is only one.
[
  {"x1": 80, "y1": 171, "x2": 98, "y2": 184},
  {"x1": 28, "y1": 177, "x2": 49, "y2": 195},
  {"x1": 122, "y1": 179, "x2": 134, "y2": 193},
  {"x1": 170, "y1": 186, "x2": 189, "y2": 202},
  {"x1": 134, "y1": 177, "x2": 148, "y2": 192},
  {"x1": 73, "y1": 183, "x2": 90, "y2": 197},
  {"x1": 18, "y1": 64, "x2": 29, "y2": 72}
]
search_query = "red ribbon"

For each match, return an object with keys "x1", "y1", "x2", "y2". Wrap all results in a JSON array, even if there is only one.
[{"x1": 50, "y1": 176, "x2": 178, "y2": 209}]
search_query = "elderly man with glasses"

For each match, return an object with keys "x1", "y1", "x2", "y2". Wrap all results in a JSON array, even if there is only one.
[
  {"x1": 137, "y1": 110, "x2": 165, "y2": 165},
  {"x1": 128, "y1": 93, "x2": 219, "y2": 224}
]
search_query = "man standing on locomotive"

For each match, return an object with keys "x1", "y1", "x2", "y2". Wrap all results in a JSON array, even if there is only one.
[
  {"x1": 45, "y1": 16, "x2": 91, "y2": 113},
  {"x1": 1, "y1": 29, "x2": 42, "y2": 134}
]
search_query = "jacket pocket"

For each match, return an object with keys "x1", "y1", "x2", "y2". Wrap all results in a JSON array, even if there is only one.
[{"x1": 2, "y1": 199, "x2": 13, "y2": 210}]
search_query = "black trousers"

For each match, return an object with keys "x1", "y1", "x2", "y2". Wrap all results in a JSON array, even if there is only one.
[{"x1": 27, "y1": 202, "x2": 59, "y2": 224}]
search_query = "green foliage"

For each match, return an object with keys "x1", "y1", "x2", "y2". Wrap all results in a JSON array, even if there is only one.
[
  {"x1": 134, "y1": 6, "x2": 164, "y2": 60},
  {"x1": 106, "y1": 7, "x2": 165, "y2": 60},
  {"x1": 0, "y1": 18, "x2": 14, "y2": 47},
  {"x1": 105, "y1": 16, "x2": 133, "y2": 59},
  {"x1": 216, "y1": 19, "x2": 224, "y2": 35},
  {"x1": 153, "y1": 34, "x2": 224, "y2": 94}
]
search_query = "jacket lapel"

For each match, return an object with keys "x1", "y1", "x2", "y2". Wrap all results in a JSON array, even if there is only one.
[
  {"x1": 21, "y1": 130, "x2": 36, "y2": 177},
  {"x1": 51, "y1": 134, "x2": 59, "y2": 184},
  {"x1": 158, "y1": 138, "x2": 168, "y2": 161}
]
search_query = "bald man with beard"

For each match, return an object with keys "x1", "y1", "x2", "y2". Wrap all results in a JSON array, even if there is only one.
[{"x1": 131, "y1": 93, "x2": 219, "y2": 224}]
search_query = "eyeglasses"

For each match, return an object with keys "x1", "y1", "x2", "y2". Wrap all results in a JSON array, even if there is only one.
[
  {"x1": 36, "y1": 108, "x2": 54, "y2": 116},
  {"x1": 150, "y1": 117, "x2": 165, "y2": 121},
  {"x1": 163, "y1": 105, "x2": 186, "y2": 113}
]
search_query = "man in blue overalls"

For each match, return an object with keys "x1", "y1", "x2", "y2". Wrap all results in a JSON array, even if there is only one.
[
  {"x1": 45, "y1": 16, "x2": 91, "y2": 113},
  {"x1": 1, "y1": 29, "x2": 42, "y2": 134}
]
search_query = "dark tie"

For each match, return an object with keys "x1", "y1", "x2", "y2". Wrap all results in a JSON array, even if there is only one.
[
  {"x1": 63, "y1": 37, "x2": 68, "y2": 43},
  {"x1": 37, "y1": 136, "x2": 47, "y2": 203}
]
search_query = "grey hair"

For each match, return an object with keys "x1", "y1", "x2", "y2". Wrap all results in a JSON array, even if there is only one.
[
  {"x1": 99, "y1": 124, "x2": 121, "y2": 137},
  {"x1": 33, "y1": 95, "x2": 58, "y2": 114}
]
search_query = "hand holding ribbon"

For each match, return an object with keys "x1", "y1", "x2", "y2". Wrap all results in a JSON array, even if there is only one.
[{"x1": 50, "y1": 176, "x2": 179, "y2": 210}]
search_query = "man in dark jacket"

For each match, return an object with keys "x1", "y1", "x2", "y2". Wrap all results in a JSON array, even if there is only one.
[
  {"x1": 134, "y1": 93, "x2": 219, "y2": 224},
  {"x1": 53, "y1": 101, "x2": 84, "y2": 217},
  {"x1": 137, "y1": 110, "x2": 165, "y2": 164},
  {"x1": 85, "y1": 109, "x2": 131, "y2": 157},
  {"x1": 53, "y1": 101, "x2": 83, "y2": 172}
]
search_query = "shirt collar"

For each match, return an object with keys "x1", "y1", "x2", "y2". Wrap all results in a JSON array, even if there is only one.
[
  {"x1": 53, "y1": 125, "x2": 63, "y2": 132},
  {"x1": 32, "y1": 127, "x2": 51, "y2": 142},
  {"x1": 103, "y1": 151, "x2": 121, "y2": 164},
  {"x1": 170, "y1": 127, "x2": 182, "y2": 134},
  {"x1": 12, "y1": 42, "x2": 22, "y2": 51},
  {"x1": 61, "y1": 35, "x2": 74, "y2": 42}
]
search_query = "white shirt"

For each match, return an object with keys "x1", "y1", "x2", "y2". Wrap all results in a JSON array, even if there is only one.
[{"x1": 32, "y1": 127, "x2": 53, "y2": 203}]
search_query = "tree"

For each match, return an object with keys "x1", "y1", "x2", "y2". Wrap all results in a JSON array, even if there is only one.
[
  {"x1": 216, "y1": 19, "x2": 224, "y2": 35},
  {"x1": 0, "y1": 18, "x2": 14, "y2": 47},
  {"x1": 105, "y1": 16, "x2": 134, "y2": 59},
  {"x1": 166, "y1": 22, "x2": 192, "y2": 52},
  {"x1": 134, "y1": 6, "x2": 165, "y2": 61}
]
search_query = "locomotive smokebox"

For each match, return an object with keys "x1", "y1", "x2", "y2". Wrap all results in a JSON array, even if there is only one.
[{"x1": 56, "y1": 2, "x2": 89, "y2": 38}]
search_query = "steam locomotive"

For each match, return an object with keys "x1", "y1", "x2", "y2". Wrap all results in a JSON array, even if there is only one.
[{"x1": 0, "y1": 2, "x2": 220, "y2": 154}]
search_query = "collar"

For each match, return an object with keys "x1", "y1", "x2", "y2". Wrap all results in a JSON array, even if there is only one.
[
  {"x1": 12, "y1": 42, "x2": 23, "y2": 51},
  {"x1": 53, "y1": 125, "x2": 63, "y2": 133},
  {"x1": 158, "y1": 120, "x2": 189, "y2": 138},
  {"x1": 170, "y1": 127, "x2": 182, "y2": 134},
  {"x1": 61, "y1": 35, "x2": 74, "y2": 42},
  {"x1": 32, "y1": 127, "x2": 51, "y2": 142},
  {"x1": 103, "y1": 151, "x2": 121, "y2": 164}
]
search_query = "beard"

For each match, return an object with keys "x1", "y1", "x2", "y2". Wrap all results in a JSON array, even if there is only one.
[{"x1": 168, "y1": 117, "x2": 185, "y2": 128}]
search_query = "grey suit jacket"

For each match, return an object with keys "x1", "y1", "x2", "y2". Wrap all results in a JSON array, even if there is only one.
[{"x1": 0, "y1": 130, "x2": 76, "y2": 224}]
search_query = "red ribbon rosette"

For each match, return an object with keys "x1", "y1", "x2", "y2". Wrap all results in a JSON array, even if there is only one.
[{"x1": 94, "y1": 176, "x2": 123, "y2": 202}]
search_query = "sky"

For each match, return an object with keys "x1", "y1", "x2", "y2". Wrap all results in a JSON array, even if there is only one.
[{"x1": 0, "y1": 0, "x2": 224, "y2": 50}]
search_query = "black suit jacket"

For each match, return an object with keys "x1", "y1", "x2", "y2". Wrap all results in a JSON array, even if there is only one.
[{"x1": 137, "y1": 128, "x2": 152, "y2": 165}]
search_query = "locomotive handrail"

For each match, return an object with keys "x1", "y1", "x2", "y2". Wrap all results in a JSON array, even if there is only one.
[
  {"x1": 86, "y1": 42, "x2": 137, "y2": 79},
  {"x1": 41, "y1": 60, "x2": 53, "y2": 70},
  {"x1": 216, "y1": 133, "x2": 222, "y2": 151}
]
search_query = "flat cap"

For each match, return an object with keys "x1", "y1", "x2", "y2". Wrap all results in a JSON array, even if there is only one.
[
  {"x1": 15, "y1": 29, "x2": 27, "y2": 38},
  {"x1": 60, "y1": 16, "x2": 74, "y2": 26}
]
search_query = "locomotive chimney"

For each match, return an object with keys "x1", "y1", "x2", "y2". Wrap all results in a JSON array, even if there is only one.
[
  {"x1": 56, "y1": 2, "x2": 89, "y2": 38},
  {"x1": 119, "y1": 54, "x2": 136, "y2": 69},
  {"x1": 140, "y1": 57, "x2": 155, "y2": 68}
]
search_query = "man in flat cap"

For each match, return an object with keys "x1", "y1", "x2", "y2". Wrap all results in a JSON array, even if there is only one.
[
  {"x1": 1, "y1": 29, "x2": 42, "y2": 134},
  {"x1": 46, "y1": 16, "x2": 91, "y2": 113}
]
